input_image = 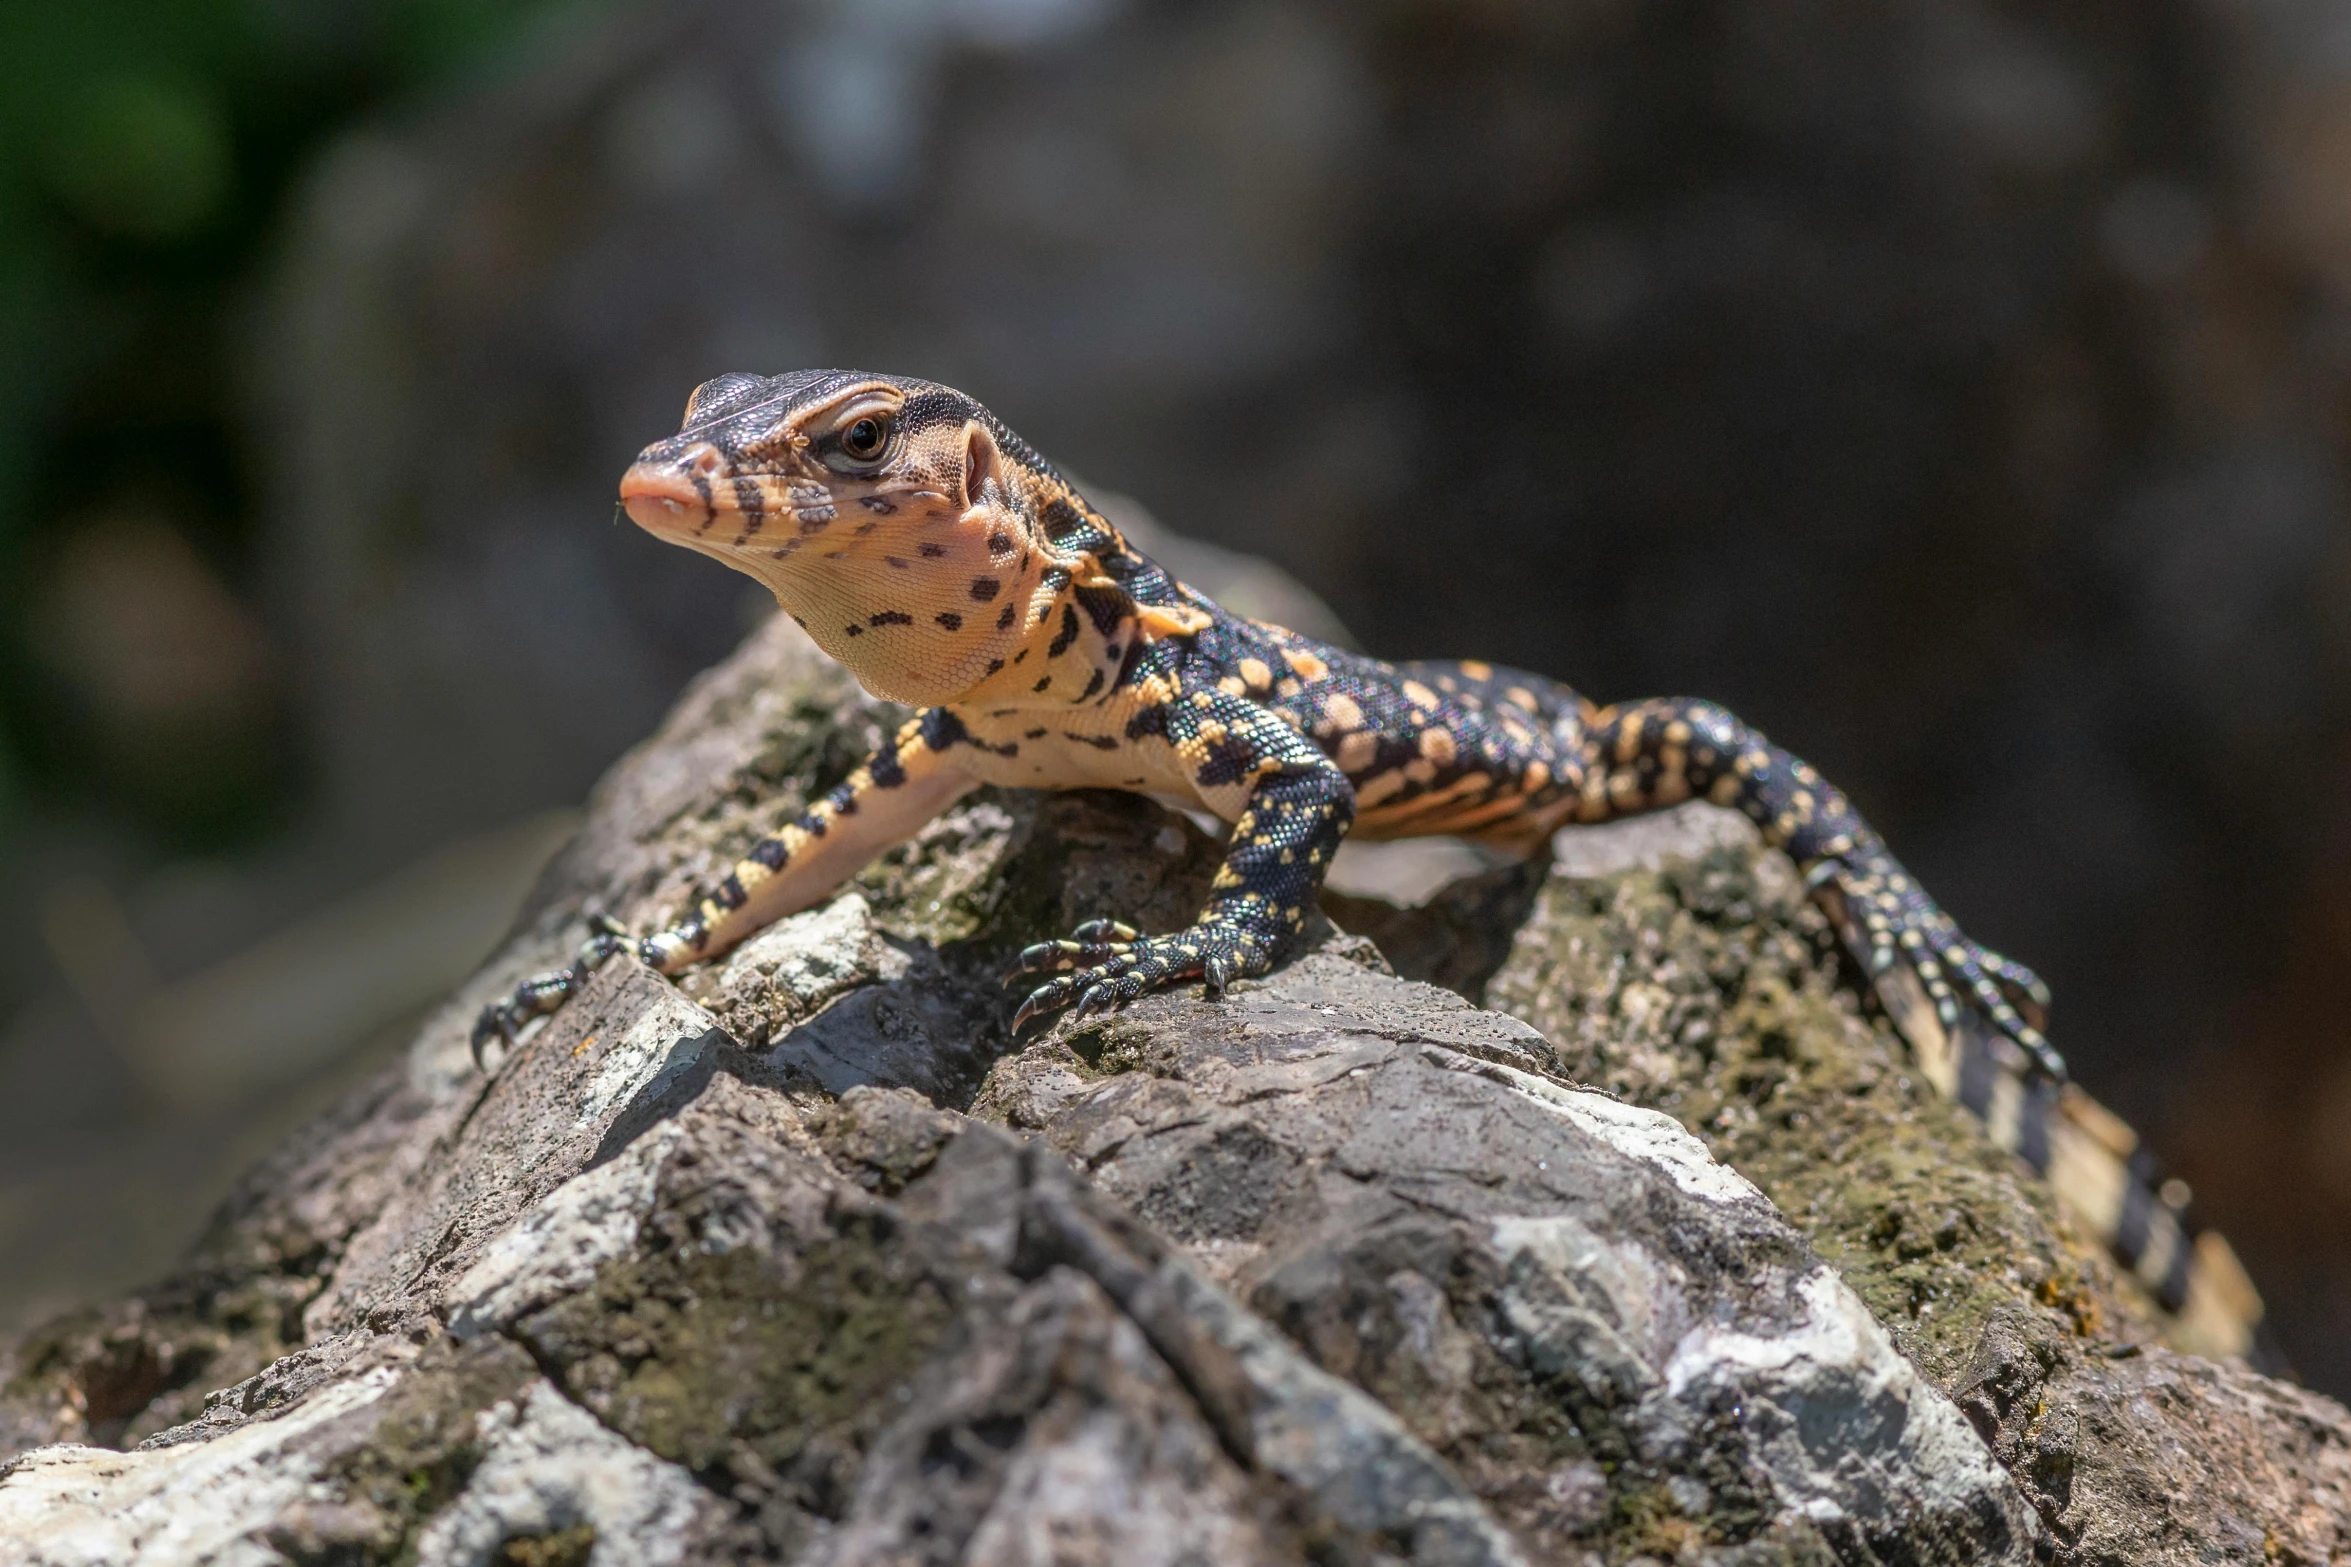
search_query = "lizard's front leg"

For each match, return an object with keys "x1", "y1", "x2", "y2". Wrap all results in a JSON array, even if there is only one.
[
  {"x1": 1009, "y1": 747, "x2": 1354, "y2": 1028},
  {"x1": 472, "y1": 711, "x2": 976, "y2": 1064}
]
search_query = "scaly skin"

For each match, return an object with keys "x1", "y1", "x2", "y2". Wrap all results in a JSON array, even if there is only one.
[{"x1": 473, "y1": 369, "x2": 2059, "y2": 1081}]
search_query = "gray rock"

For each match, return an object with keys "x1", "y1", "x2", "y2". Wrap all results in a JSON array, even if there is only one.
[{"x1": 1, "y1": 610, "x2": 2343, "y2": 1564}]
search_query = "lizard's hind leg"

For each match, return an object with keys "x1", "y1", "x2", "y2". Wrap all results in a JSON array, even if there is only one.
[{"x1": 1571, "y1": 696, "x2": 2063, "y2": 1079}]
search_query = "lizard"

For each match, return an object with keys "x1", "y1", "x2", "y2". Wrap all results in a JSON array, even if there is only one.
[
  {"x1": 472, "y1": 367, "x2": 2063, "y2": 1086},
  {"x1": 470, "y1": 368, "x2": 2272, "y2": 1353}
]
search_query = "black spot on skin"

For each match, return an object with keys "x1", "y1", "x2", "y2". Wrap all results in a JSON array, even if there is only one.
[
  {"x1": 988, "y1": 531, "x2": 1015, "y2": 556},
  {"x1": 970, "y1": 577, "x2": 1000, "y2": 602},
  {"x1": 997, "y1": 602, "x2": 1016, "y2": 630},
  {"x1": 936, "y1": 612, "x2": 962, "y2": 631},
  {"x1": 790, "y1": 614, "x2": 808, "y2": 628},
  {"x1": 1066, "y1": 732, "x2": 1118, "y2": 750},
  {"x1": 919, "y1": 708, "x2": 970, "y2": 750},
  {"x1": 1033, "y1": 676, "x2": 1052, "y2": 692},
  {"x1": 1193, "y1": 731, "x2": 1262, "y2": 788},
  {"x1": 1104, "y1": 643, "x2": 1120, "y2": 659},
  {"x1": 718, "y1": 874, "x2": 748, "y2": 910},
  {"x1": 1073, "y1": 583, "x2": 1127, "y2": 639},
  {"x1": 855, "y1": 522, "x2": 880, "y2": 536},
  {"x1": 984, "y1": 658, "x2": 1004, "y2": 676},
  {"x1": 859, "y1": 496, "x2": 896, "y2": 513},
  {"x1": 1041, "y1": 566, "x2": 1072, "y2": 594},
  {"x1": 869, "y1": 611, "x2": 913, "y2": 627},
  {"x1": 1125, "y1": 702, "x2": 1169, "y2": 741},
  {"x1": 844, "y1": 624, "x2": 864, "y2": 637},
  {"x1": 870, "y1": 749, "x2": 908, "y2": 788},
  {"x1": 750, "y1": 838, "x2": 789, "y2": 869},
  {"x1": 1014, "y1": 648, "x2": 1029, "y2": 664},
  {"x1": 1049, "y1": 604, "x2": 1081, "y2": 658},
  {"x1": 919, "y1": 542, "x2": 947, "y2": 558},
  {"x1": 884, "y1": 556, "x2": 909, "y2": 569},
  {"x1": 1078, "y1": 668, "x2": 1105, "y2": 700},
  {"x1": 1025, "y1": 727, "x2": 1048, "y2": 738},
  {"x1": 799, "y1": 513, "x2": 833, "y2": 535},
  {"x1": 731, "y1": 476, "x2": 766, "y2": 531},
  {"x1": 1042, "y1": 497, "x2": 1087, "y2": 541}
]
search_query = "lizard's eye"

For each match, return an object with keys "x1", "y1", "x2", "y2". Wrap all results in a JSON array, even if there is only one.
[{"x1": 834, "y1": 414, "x2": 891, "y2": 466}]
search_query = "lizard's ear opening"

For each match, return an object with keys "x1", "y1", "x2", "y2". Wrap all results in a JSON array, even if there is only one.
[{"x1": 960, "y1": 420, "x2": 1007, "y2": 513}]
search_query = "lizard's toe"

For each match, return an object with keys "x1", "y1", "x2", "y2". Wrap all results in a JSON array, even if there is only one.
[{"x1": 1010, "y1": 921, "x2": 1272, "y2": 1031}]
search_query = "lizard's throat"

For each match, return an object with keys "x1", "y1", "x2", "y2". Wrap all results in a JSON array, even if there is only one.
[{"x1": 754, "y1": 555, "x2": 1065, "y2": 708}]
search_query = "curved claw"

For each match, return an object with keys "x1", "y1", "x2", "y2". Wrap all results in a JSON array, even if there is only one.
[{"x1": 1006, "y1": 937, "x2": 1135, "y2": 983}]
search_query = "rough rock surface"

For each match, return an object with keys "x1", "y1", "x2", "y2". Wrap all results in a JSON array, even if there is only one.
[{"x1": 1, "y1": 612, "x2": 2345, "y2": 1564}]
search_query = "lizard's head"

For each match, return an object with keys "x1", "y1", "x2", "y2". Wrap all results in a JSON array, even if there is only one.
[{"x1": 620, "y1": 369, "x2": 1075, "y2": 704}]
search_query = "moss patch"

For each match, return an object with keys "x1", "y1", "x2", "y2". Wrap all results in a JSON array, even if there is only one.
[
  {"x1": 1483, "y1": 842, "x2": 2155, "y2": 1385},
  {"x1": 271, "y1": 1335, "x2": 542, "y2": 1565},
  {"x1": 513, "y1": 1212, "x2": 951, "y2": 1516}
]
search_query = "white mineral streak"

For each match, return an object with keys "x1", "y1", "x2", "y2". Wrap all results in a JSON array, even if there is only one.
[
  {"x1": 1472, "y1": 1054, "x2": 1763, "y2": 1207},
  {"x1": 1658, "y1": 1266, "x2": 2020, "y2": 1522},
  {"x1": 577, "y1": 990, "x2": 717, "y2": 1128},
  {"x1": 0, "y1": 1367, "x2": 398, "y2": 1567},
  {"x1": 442, "y1": 1122, "x2": 683, "y2": 1339},
  {"x1": 412, "y1": 1381, "x2": 707, "y2": 1567}
]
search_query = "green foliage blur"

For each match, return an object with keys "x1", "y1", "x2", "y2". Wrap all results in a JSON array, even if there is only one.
[{"x1": 0, "y1": 0, "x2": 583, "y2": 848}]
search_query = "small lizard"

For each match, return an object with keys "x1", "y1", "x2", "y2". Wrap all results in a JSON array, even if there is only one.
[{"x1": 473, "y1": 368, "x2": 2061, "y2": 1082}]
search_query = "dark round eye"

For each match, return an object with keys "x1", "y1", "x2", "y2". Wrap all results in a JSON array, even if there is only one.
[{"x1": 839, "y1": 415, "x2": 889, "y2": 462}]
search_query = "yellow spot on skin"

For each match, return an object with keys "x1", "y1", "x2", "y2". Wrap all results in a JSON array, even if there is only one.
[
  {"x1": 1355, "y1": 770, "x2": 1409, "y2": 808},
  {"x1": 1613, "y1": 714, "x2": 1645, "y2": 764},
  {"x1": 1460, "y1": 660, "x2": 1492, "y2": 680},
  {"x1": 1709, "y1": 774, "x2": 1743, "y2": 805},
  {"x1": 1337, "y1": 731, "x2": 1379, "y2": 773},
  {"x1": 1320, "y1": 692, "x2": 1364, "y2": 734},
  {"x1": 1197, "y1": 721, "x2": 1228, "y2": 746},
  {"x1": 1608, "y1": 769, "x2": 1643, "y2": 806},
  {"x1": 1419, "y1": 728, "x2": 1457, "y2": 765},
  {"x1": 1403, "y1": 757, "x2": 1437, "y2": 784},
  {"x1": 1275, "y1": 676, "x2": 1302, "y2": 698},
  {"x1": 1218, "y1": 676, "x2": 1248, "y2": 698},
  {"x1": 1523, "y1": 760, "x2": 1550, "y2": 793},
  {"x1": 1665, "y1": 719, "x2": 1692, "y2": 744},
  {"x1": 1283, "y1": 647, "x2": 1329, "y2": 682},
  {"x1": 1506, "y1": 687, "x2": 1540, "y2": 712},
  {"x1": 1238, "y1": 657, "x2": 1273, "y2": 689},
  {"x1": 1402, "y1": 680, "x2": 1439, "y2": 711}
]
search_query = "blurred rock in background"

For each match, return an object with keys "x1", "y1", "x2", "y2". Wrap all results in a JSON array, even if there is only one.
[{"x1": 4, "y1": 0, "x2": 2351, "y2": 1399}]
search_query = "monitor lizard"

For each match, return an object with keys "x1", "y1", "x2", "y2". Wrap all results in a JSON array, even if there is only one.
[
  {"x1": 471, "y1": 369, "x2": 2260, "y2": 1349},
  {"x1": 477, "y1": 368, "x2": 2057, "y2": 1068}
]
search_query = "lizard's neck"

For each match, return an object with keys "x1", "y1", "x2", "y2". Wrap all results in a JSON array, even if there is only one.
[
  {"x1": 949, "y1": 542, "x2": 1210, "y2": 709},
  {"x1": 948, "y1": 481, "x2": 1210, "y2": 710}
]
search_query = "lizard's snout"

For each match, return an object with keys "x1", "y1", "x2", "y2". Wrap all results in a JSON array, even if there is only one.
[{"x1": 619, "y1": 443, "x2": 726, "y2": 533}]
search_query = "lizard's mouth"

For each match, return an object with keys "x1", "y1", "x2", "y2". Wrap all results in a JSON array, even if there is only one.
[
  {"x1": 618, "y1": 456, "x2": 844, "y2": 544},
  {"x1": 619, "y1": 455, "x2": 720, "y2": 536}
]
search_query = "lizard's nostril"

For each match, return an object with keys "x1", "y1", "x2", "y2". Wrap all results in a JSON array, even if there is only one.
[{"x1": 688, "y1": 446, "x2": 723, "y2": 477}]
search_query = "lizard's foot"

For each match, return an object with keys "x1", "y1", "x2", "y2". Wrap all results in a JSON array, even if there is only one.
[
  {"x1": 470, "y1": 915, "x2": 637, "y2": 1070},
  {"x1": 1006, "y1": 917, "x2": 1275, "y2": 1031},
  {"x1": 1811, "y1": 853, "x2": 2065, "y2": 1080}
]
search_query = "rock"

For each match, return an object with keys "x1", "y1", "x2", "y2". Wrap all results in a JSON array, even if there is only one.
[{"x1": 0, "y1": 611, "x2": 2344, "y2": 1563}]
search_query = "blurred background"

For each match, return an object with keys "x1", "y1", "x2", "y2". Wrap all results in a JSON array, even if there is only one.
[{"x1": 2, "y1": 0, "x2": 2349, "y2": 1396}]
